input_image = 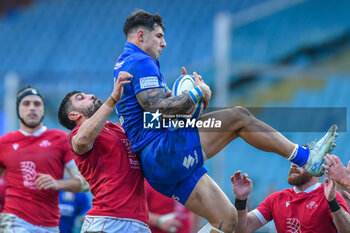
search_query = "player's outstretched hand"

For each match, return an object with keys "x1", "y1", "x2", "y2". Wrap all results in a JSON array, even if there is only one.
[
  {"x1": 193, "y1": 72, "x2": 211, "y2": 110},
  {"x1": 112, "y1": 71, "x2": 132, "y2": 103},
  {"x1": 231, "y1": 170, "x2": 252, "y2": 200},
  {"x1": 181, "y1": 66, "x2": 187, "y2": 75},
  {"x1": 324, "y1": 177, "x2": 336, "y2": 201},
  {"x1": 35, "y1": 173, "x2": 59, "y2": 191},
  {"x1": 322, "y1": 154, "x2": 350, "y2": 186}
]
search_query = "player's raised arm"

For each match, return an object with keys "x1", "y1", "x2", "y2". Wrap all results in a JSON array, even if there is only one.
[
  {"x1": 72, "y1": 72, "x2": 132, "y2": 154},
  {"x1": 324, "y1": 177, "x2": 350, "y2": 233},
  {"x1": 231, "y1": 171, "x2": 264, "y2": 233}
]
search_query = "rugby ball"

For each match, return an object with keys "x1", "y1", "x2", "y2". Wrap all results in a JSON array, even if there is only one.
[{"x1": 172, "y1": 75, "x2": 203, "y2": 119}]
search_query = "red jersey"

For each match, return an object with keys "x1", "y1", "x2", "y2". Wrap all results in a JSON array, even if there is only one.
[
  {"x1": 145, "y1": 181, "x2": 193, "y2": 233},
  {"x1": 254, "y1": 183, "x2": 349, "y2": 233},
  {"x1": 0, "y1": 127, "x2": 73, "y2": 226},
  {"x1": 68, "y1": 122, "x2": 148, "y2": 224},
  {"x1": 0, "y1": 176, "x2": 6, "y2": 212}
]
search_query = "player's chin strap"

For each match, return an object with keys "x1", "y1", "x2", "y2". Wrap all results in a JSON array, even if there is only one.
[
  {"x1": 66, "y1": 163, "x2": 90, "y2": 192},
  {"x1": 198, "y1": 223, "x2": 225, "y2": 233}
]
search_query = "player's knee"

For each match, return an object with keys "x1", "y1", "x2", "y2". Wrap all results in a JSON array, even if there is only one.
[
  {"x1": 232, "y1": 106, "x2": 252, "y2": 118},
  {"x1": 211, "y1": 204, "x2": 237, "y2": 233},
  {"x1": 231, "y1": 106, "x2": 254, "y2": 124}
]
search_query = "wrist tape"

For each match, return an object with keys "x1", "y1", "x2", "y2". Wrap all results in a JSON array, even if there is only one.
[
  {"x1": 188, "y1": 87, "x2": 203, "y2": 104},
  {"x1": 235, "y1": 198, "x2": 247, "y2": 210},
  {"x1": 328, "y1": 198, "x2": 341, "y2": 212}
]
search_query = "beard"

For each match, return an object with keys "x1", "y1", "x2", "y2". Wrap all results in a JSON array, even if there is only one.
[
  {"x1": 287, "y1": 168, "x2": 313, "y2": 186},
  {"x1": 80, "y1": 99, "x2": 103, "y2": 118},
  {"x1": 21, "y1": 116, "x2": 44, "y2": 129}
]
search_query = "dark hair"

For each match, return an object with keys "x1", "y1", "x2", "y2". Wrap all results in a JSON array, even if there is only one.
[
  {"x1": 58, "y1": 91, "x2": 81, "y2": 130},
  {"x1": 123, "y1": 9, "x2": 165, "y2": 37}
]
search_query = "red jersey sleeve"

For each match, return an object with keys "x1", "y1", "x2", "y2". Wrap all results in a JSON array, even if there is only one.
[{"x1": 256, "y1": 193, "x2": 275, "y2": 223}]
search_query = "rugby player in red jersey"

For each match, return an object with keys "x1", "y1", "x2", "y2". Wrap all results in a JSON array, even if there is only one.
[
  {"x1": 0, "y1": 86, "x2": 89, "y2": 233},
  {"x1": 231, "y1": 164, "x2": 350, "y2": 233},
  {"x1": 58, "y1": 72, "x2": 150, "y2": 233}
]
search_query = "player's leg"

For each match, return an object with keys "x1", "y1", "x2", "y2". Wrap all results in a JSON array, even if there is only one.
[
  {"x1": 198, "y1": 107, "x2": 338, "y2": 176},
  {"x1": 198, "y1": 106, "x2": 294, "y2": 159},
  {"x1": 184, "y1": 174, "x2": 237, "y2": 233}
]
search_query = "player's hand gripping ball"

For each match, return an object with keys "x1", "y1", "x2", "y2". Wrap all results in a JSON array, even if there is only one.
[{"x1": 172, "y1": 75, "x2": 203, "y2": 119}]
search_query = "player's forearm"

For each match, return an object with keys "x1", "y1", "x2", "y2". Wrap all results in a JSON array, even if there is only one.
[
  {"x1": 74, "y1": 99, "x2": 115, "y2": 154},
  {"x1": 332, "y1": 208, "x2": 350, "y2": 233},
  {"x1": 148, "y1": 212, "x2": 161, "y2": 227},
  {"x1": 235, "y1": 210, "x2": 250, "y2": 233},
  {"x1": 56, "y1": 177, "x2": 83, "y2": 193},
  {"x1": 155, "y1": 94, "x2": 195, "y2": 115},
  {"x1": 137, "y1": 88, "x2": 195, "y2": 115}
]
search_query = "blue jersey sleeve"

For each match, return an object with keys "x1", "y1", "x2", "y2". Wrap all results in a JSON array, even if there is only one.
[
  {"x1": 132, "y1": 58, "x2": 165, "y2": 94},
  {"x1": 115, "y1": 57, "x2": 165, "y2": 95}
]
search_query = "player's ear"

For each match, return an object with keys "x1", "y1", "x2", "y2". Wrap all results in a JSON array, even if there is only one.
[
  {"x1": 137, "y1": 29, "x2": 144, "y2": 42},
  {"x1": 68, "y1": 111, "x2": 80, "y2": 121}
]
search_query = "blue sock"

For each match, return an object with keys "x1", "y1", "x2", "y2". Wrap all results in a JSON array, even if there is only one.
[{"x1": 292, "y1": 145, "x2": 310, "y2": 167}]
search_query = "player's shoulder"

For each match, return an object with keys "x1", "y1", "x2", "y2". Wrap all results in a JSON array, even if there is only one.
[
  {"x1": 267, "y1": 188, "x2": 293, "y2": 200},
  {"x1": 46, "y1": 129, "x2": 69, "y2": 138},
  {"x1": 105, "y1": 122, "x2": 125, "y2": 134},
  {"x1": 0, "y1": 131, "x2": 21, "y2": 143},
  {"x1": 127, "y1": 54, "x2": 156, "y2": 70}
]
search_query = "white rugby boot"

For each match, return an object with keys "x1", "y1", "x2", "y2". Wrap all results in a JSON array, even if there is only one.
[{"x1": 303, "y1": 124, "x2": 338, "y2": 177}]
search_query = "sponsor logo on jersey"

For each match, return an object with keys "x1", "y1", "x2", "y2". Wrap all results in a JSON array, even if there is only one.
[
  {"x1": 286, "y1": 201, "x2": 290, "y2": 207},
  {"x1": 172, "y1": 194, "x2": 180, "y2": 202},
  {"x1": 20, "y1": 161, "x2": 38, "y2": 189},
  {"x1": 140, "y1": 76, "x2": 159, "y2": 89},
  {"x1": 39, "y1": 140, "x2": 52, "y2": 148},
  {"x1": 286, "y1": 218, "x2": 301, "y2": 233},
  {"x1": 306, "y1": 201, "x2": 318, "y2": 209},
  {"x1": 12, "y1": 143, "x2": 19, "y2": 150},
  {"x1": 114, "y1": 61, "x2": 124, "y2": 70},
  {"x1": 121, "y1": 138, "x2": 140, "y2": 169},
  {"x1": 183, "y1": 154, "x2": 195, "y2": 169}
]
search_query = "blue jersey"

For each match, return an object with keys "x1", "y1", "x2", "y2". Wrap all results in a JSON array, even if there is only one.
[
  {"x1": 114, "y1": 42, "x2": 169, "y2": 152},
  {"x1": 114, "y1": 43, "x2": 207, "y2": 205},
  {"x1": 59, "y1": 191, "x2": 91, "y2": 233}
]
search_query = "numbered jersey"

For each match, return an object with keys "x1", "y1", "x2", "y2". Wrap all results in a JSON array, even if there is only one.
[
  {"x1": 0, "y1": 127, "x2": 73, "y2": 227},
  {"x1": 68, "y1": 122, "x2": 148, "y2": 224}
]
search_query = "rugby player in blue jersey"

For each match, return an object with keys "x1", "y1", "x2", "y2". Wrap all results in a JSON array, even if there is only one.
[{"x1": 114, "y1": 9, "x2": 337, "y2": 233}]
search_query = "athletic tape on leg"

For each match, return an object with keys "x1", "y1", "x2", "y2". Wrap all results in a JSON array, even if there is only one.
[{"x1": 198, "y1": 223, "x2": 224, "y2": 233}]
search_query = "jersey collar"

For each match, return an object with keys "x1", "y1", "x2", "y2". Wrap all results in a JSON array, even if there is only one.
[
  {"x1": 19, "y1": 126, "x2": 47, "y2": 137},
  {"x1": 125, "y1": 42, "x2": 148, "y2": 56},
  {"x1": 293, "y1": 182, "x2": 321, "y2": 193}
]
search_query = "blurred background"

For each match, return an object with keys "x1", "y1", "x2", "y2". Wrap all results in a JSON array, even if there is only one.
[{"x1": 1, "y1": 0, "x2": 350, "y2": 232}]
